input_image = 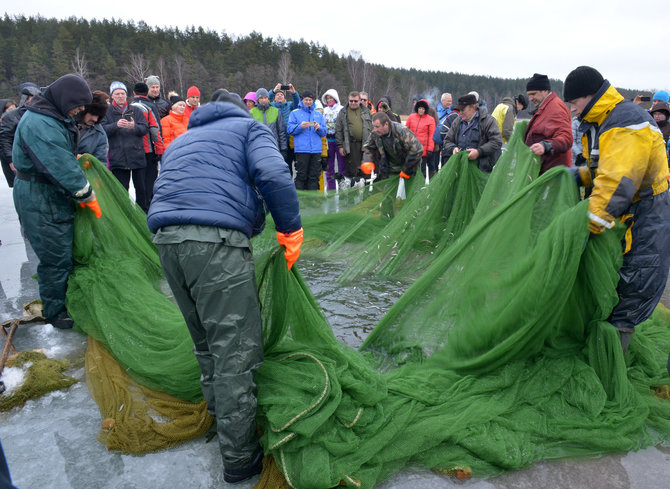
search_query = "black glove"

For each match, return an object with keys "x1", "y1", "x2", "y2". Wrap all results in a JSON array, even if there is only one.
[
  {"x1": 321, "y1": 157, "x2": 328, "y2": 170},
  {"x1": 568, "y1": 166, "x2": 582, "y2": 186}
]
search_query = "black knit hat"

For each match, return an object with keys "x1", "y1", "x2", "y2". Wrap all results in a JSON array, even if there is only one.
[
  {"x1": 526, "y1": 73, "x2": 551, "y2": 91},
  {"x1": 133, "y1": 82, "x2": 149, "y2": 95},
  {"x1": 563, "y1": 66, "x2": 604, "y2": 102},
  {"x1": 169, "y1": 94, "x2": 185, "y2": 106},
  {"x1": 301, "y1": 89, "x2": 315, "y2": 100}
]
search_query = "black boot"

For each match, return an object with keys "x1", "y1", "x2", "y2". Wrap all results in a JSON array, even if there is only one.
[
  {"x1": 223, "y1": 447, "x2": 263, "y2": 484},
  {"x1": 46, "y1": 311, "x2": 74, "y2": 329}
]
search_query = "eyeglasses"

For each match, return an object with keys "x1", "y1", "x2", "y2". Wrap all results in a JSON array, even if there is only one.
[
  {"x1": 360, "y1": 99, "x2": 368, "y2": 102},
  {"x1": 349, "y1": 99, "x2": 360, "y2": 103}
]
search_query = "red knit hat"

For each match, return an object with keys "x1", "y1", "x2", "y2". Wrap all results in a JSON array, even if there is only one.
[{"x1": 187, "y1": 86, "x2": 200, "y2": 98}]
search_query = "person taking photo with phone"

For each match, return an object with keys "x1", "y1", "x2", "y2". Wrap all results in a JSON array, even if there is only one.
[{"x1": 102, "y1": 81, "x2": 150, "y2": 209}]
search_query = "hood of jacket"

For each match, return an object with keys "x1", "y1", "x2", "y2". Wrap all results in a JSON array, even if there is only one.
[
  {"x1": 187, "y1": 100, "x2": 252, "y2": 130},
  {"x1": 414, "y1": 99, "x2": 430, "y2": 113},
  {"x1": 580, "y1": 81, "x2": 623, "y2": 126},
  {"x1": 40, "y1": 74, "x2": 92, "y2": 119},
  {"x1": 377, "y1": 95, "x2": 393, "y2": 110},
  {"x1": 298, "y1": 100, "x2": 316, "y2": 114},
  {"x1": 321, "y1": 89, "x2": 340, "y2": 106}
]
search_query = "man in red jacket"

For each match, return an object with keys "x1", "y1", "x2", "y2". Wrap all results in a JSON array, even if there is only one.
[{"x1": 524, "y1": 73, "x2": 573, "y2": 174}]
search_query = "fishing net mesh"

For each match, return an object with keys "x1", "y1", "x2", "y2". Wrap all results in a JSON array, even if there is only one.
[{"x1": 28, "y1": 121, "x2": 670, "y2": 487}]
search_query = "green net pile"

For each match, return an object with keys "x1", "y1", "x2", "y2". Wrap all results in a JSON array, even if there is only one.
[{"x1": 63, "y1": 121, "x2": 670, "y2": 488}]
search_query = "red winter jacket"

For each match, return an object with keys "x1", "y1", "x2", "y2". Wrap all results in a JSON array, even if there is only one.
[
  {"x1": 406, "y1": 99, "x2": 436, "y2": 157},
  {"x1": 524, "y1": 92, "x2": 572, "y2": 174}
]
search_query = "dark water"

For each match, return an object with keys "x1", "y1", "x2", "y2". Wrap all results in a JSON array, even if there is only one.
[{"x1": 299, "y1": 257, "x2": 408, "y2": 349}]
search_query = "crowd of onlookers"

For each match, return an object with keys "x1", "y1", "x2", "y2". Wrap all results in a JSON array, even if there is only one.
[{"x1": 2, "y1": 74, "x2": 670, "y2": 203}]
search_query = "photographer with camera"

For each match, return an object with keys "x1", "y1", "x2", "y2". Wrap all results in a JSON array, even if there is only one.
[
  {"x1": 102, "y1": 81, "x2": 150, "y2": 208},
  {"x1": 270, "y1": 82, "x2": 300, "y2": 168}
]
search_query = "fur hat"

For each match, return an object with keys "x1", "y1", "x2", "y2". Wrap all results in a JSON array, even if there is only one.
[
  {"x1": 563, "y1": 66, "x2": 604, "y2": 101},
  {"x1": 526, "y1": 73, "x2": 551, "y2": 92},
  {"x1": 82, "y1": 90, "x2": 110, "y2": 119}
]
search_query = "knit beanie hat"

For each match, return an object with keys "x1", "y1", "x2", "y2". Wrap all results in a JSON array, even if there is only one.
[
  {"x1": 169, "y1": 94, "x2": 185, "y2": 106},
  {"x1": 145, "y1": 75, "x2": 160, "y2": 87},
  {"x1": 133, "y1": 82, "x2": 149, "y2": 95},
  {"x1": 110, "y1": 81, "x2": 127, "y2": 95},
  {"x1": 187, "y1": 86, "x2": 200, "y2": 98},
  {"x1": 526, "y1": 73, "x2": 551, "y2": 91},
  {"x1": 563, "y1": 66, "x2": 604, "y2": 101},
  {"x1": 653, "y1": 90, "x2": 670, "y2": 103},
  {"x1": 301, "y1": 89, "x2": 315, "y2": 100},
  {"x1": 256, "y1": 88, "x2": 269, "y2": 100}
]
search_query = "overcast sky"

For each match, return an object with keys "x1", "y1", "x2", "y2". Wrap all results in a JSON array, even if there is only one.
[{"x1": 7, "y1": 0, "x2": 667, "y2": 92}]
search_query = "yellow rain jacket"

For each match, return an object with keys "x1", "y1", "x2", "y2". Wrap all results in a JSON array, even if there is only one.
[{"x1": 577, "y1": 83, "x2": 669, "y2": 234}]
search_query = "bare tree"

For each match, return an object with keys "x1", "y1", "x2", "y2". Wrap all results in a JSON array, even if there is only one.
[
  {"x1": 277, "y1": 52, "x2": 294, "y2": 85},
  {"x1": 347, "y1": 50, "x2": 363, "y2": 89},
  {"x1": 124, "y1": 53, "x2": 151, "y2": 83},
  {"x1": 155, "y1": 56, "x2": 168, "y2": 97},
  {"x1": 71, "y1": 48, "x2": 88, "y2": 79},
  {"x1": 173, "y1": 54, "x2": 186, "y2": 96}
]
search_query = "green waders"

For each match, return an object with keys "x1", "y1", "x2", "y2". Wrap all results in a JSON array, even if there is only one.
[{"x1": 155, "y1": 225, "x2": 263, "y2": 470}]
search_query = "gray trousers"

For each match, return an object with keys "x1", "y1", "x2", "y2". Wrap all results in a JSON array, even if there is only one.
[{"x1": 157, "y1": 240, "x2": 263, "y2": 469}]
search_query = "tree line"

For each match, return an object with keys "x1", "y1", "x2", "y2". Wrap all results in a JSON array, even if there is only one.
[{"x1": 0, "y1": 15, "x2": 638, "y2": 114}]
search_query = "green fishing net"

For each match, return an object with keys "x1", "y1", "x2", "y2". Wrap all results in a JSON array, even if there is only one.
[{"x1": 64, "y1": 120, "x2": 670, "y2": 488}]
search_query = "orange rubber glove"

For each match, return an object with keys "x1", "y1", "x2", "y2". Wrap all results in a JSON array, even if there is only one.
[
  {"x1": 399, "y1": 171, "x2": 411, "y2": 179},
  {"x1": 79, "y1": 197, "x2": 102, "y2": 218},
  {"x1": 276, "y1": 227, "x2": 304, "y2": 270},
  {"x1": 361, "y1": 161, "x2": 375, "y2": 175}
]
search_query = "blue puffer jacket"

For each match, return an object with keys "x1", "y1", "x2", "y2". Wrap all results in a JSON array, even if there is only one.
[
  {"x1": 147, "y1": 102, "x2": 301, "y2": 237},
  {"x1": 270, "y1": 90, "x2": 300, "y2": 131},
  {"x1": 287, "y1": 101, "x2": 326, "y2": 153}
]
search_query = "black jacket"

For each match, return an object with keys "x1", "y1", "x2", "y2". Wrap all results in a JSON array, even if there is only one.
[
  {"x1": 102, "y1": 103, "x2": 149, "y2": 170},
  {"x1": 0, "y1": 106, "x2": 27, "y2": 163}
]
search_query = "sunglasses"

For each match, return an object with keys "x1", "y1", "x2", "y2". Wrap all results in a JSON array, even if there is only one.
[{"x1": 349, "y1": 99, "x2": 360, "y2": 103}]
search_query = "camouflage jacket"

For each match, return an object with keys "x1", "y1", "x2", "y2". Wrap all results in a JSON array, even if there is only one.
[{"x1": 363, "y1": 122, "x2": 423, "y2": 178}]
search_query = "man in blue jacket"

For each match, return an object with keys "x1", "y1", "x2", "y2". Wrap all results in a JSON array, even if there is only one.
[
  {"x1": 287, "y1": 89, "x2": 326, "y2": 190},
  {"x1": 147, "y1": 90, "x2": 303, "y2": 484}
]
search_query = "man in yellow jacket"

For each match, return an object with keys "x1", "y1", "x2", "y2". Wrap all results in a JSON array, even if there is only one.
[{"x1": 564, "y1": 66, "x2": 670, "y2": 353}]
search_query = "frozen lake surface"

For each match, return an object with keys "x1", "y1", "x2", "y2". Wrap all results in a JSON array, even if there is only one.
[{"x1": 2, "y1": 182, "x2": 670, "y2": 489}]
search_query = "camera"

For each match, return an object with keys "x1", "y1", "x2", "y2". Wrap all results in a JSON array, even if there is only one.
[
  {"x1": 123, "y1": 113, "x2": 133, "y2": 121},
  {"x1": 280, "y1": 84, "x2": 290, "y2": 90},
  {"x1": 640, "y1": 96, "x2": 651, "y2": 102}
]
